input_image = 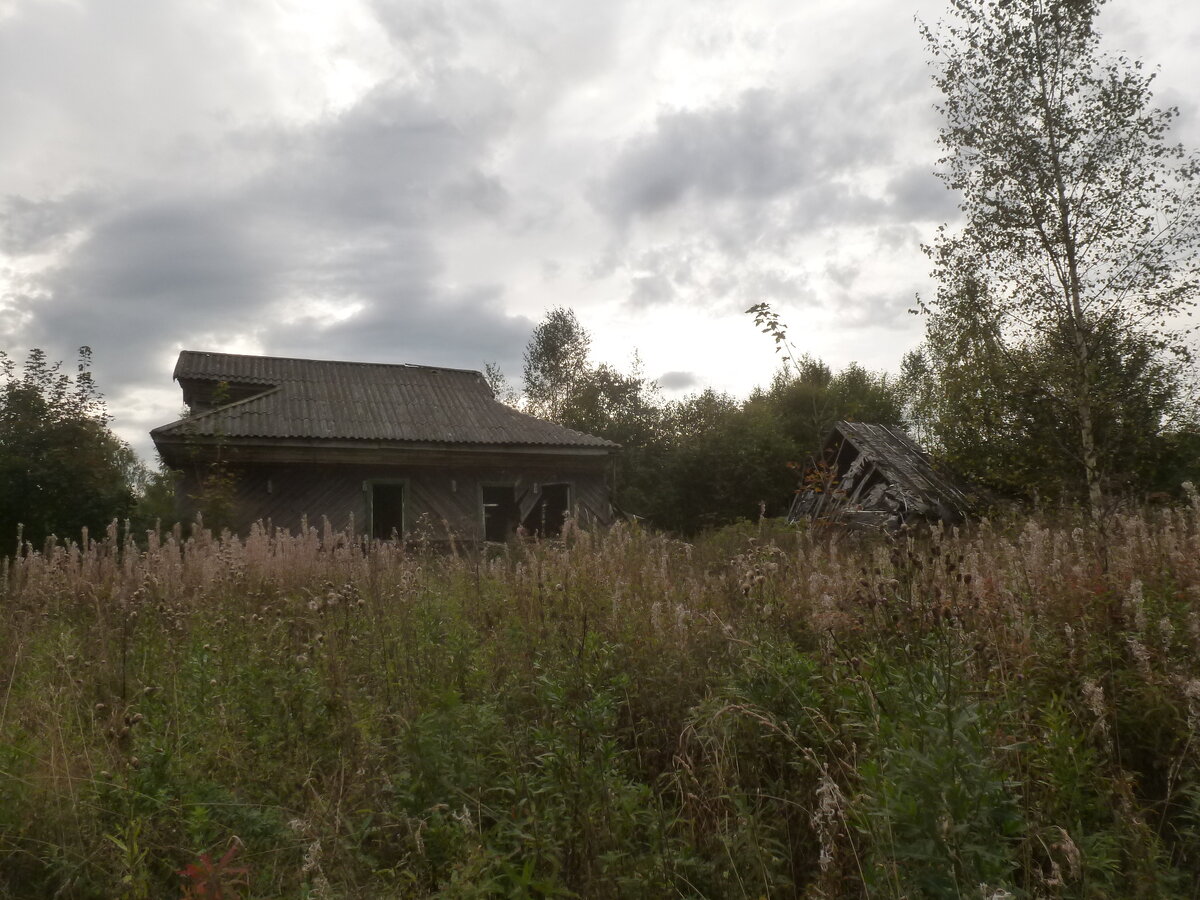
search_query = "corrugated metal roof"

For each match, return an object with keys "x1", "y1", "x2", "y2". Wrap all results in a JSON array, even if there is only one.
[{"x1": 152, "y1": 351, "x2": 618, "y2": 449}]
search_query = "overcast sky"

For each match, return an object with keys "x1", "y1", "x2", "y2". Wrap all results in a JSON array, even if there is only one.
[{"x1": 2, "y1": 0, "x2": 1198, "y2": 460}]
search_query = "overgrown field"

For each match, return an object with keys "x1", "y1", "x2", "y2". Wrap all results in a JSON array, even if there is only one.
[{"x1": 3, "y1": 504, "x2": 1200, "y2": 898}]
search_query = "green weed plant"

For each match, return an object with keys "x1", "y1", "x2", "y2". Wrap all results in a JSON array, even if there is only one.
[{"x1": 1, "y1": 504, "x2": 1199, "y2": 897}]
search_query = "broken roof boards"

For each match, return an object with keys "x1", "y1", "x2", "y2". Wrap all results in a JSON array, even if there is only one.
[{"x1": 790, "y1": 421, "x2": 976, "y2": 528}]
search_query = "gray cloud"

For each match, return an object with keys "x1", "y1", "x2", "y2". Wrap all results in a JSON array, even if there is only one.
[
  {"x1": 872, "y1": 223, "x2": 925, "y2": 253},
  {"x1": 14, "y1": 198, "x2": 283, "y2": 383},
  {"x1": 270, "y1": 284, "x2": 534, "y2": 373},
  {"x1": 5, "y1": 72, "x2": 532, "y2": 436},
  {"x1": 367, "y1": 0, "x2": 630, "y2": 128},
  {"x1": 440, "y1": 170, "x2": 511, "y2": 220},
  {"x1": 590, "y1": 84, "x2": 924, "y2": 320},
  {"x1": 885, "y1": 166, "x2": 960, "y2": 222},
  {"x1": 0, "y1": 193, "x2": 100, "y2": 255},
  {"x1": 657, "y1": 370, "x2": 699, "y2": 391},
  {"x1": 595, "y1": 88, "x2": 891, "y2": 228},
  {"x1": 825, "y1": 260, "x2": 860, "y2": 291},
  {"x1": 824, "y1": 288, "x2": 920, "y2": 330},
  {"x1": 629, "y1": 273, "x2": 676, "y2": 308},
  {"x1": 614, "y1": 237, "x2": 816, "y2": 312}
]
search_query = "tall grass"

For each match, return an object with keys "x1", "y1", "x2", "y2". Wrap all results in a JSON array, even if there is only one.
[{"x1": 2, "y1": 501, "x2": 1200, "y2": 897}]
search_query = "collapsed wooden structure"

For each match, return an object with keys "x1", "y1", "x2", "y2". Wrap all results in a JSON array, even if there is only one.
[
  {"x1": 789, "y1": 421, "x2": 977, "y2": 529},
  {"x1": 151, "y1": 351, "x2": 617, "y2": 540}
]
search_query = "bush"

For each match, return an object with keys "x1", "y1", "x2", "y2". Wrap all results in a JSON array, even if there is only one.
[{"x1": 0, "y1": 348, "x2": 138, "y2": 553}]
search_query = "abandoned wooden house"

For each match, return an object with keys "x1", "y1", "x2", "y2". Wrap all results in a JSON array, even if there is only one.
[
  {"x1": 150, "y1": 351, "x2": 618, "y2": 540},
  {"x1": 789, "y1": 421, "x2": 977, "y2": 529}
]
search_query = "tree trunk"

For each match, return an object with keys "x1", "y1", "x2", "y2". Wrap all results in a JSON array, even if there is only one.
[
  {"x1": 1034, "y1": 17, "x2": 1104, "y2": 518},
  {"x1": 1070, "y1": 329, "x2": 1105, "y2": 517}
]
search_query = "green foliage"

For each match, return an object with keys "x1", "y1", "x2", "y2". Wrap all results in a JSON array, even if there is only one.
[
  {"x1": 757, "y1": 359, "x2": 906, "y2": 452},
  {"x1": 903, "y1": 289, "x2": 1198, "y2": 501},
  {"x1": 4, "y1": 508, "x2": 1200, "y2": 896},
  {"x1": 850, "y1": 643, "x2": 1024, "y2": 896},
  {"x1": 515, "y1": 305, "x2": 907, "y2": 534},
  {"x1": 522, "y1": 307, "x2": 593, "y2": 422},
  {"x1": 517, "y1": 308, "x2": 667, "y2": 519},
  {"x1": 131, "y1": 465, "x2": 179, "y2": 532},
  {"x1": 643, "y1": 359, "x2": 906, "y2": 535},
  {"x1": 649, "y1": 388, "x2": 794, "y2": 533},
  {"x1": 482, "y1": 361, "x2": 519, "y2": 407},
  {"x1": 168, "y1": 380, "x2": 243, "y2": 533},
  {"x1": 559, "y1": 358, "x2": 668, "y2": 520},
  {"x1": 920, "y1": 0, "x2": 1200, "y2": 513},
  {"x1": 0, "y1": 347, "x2": 138, "y2": 553}
]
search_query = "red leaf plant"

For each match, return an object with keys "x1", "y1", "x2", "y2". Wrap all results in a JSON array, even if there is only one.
[{"x1": 178, "y1": 840, "x2": 250, "y2": 899}]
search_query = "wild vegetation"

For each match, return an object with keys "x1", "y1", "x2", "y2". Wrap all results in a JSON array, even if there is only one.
[
  {"x1": 3, "y1": 1, "x2": 1200, "y2": 894},
  {"x1": 3, "y1": 504, "x2": 1200, "y2": 898}
]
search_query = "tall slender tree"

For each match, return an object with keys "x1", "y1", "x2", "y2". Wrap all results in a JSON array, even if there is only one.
[
  {"x1": 521, "y1": 307, "x2": 592, "y2": 422},
  {"x1": 921, "y1": 0, "x2": 1200, "y2": 514}
]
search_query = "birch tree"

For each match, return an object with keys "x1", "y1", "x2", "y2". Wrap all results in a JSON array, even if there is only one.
[
  {"x1": 521, "y1": 307, "x2": 592, "y2": 422},
  {"x1": 922, "y1": 0, "x2": 1200, "y2": 514}
]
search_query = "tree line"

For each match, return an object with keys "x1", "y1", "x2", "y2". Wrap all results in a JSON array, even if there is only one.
[
  {"x1": 490, "y1": 305, "x2": 910, "y2": 534},
  {"x1": 914, "y1": 0, "x2": 1200, "y2": 514},
  {"x1": 494, "y1": 297, "x2": 1196, "y2": 533},
  {"x1": 0, "y1": 348, "x2": 143, "y2": 552},
  {"x1": 493, "y1": 0, "x2": 1200, "y2": 526},
  {"x1": 4, "y1": 0, "x2": 1199, "y2": 547}
]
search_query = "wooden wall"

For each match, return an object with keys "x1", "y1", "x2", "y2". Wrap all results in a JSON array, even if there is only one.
[{"x1": 174, "y1": 459, "x2": 612, "y2": 540}]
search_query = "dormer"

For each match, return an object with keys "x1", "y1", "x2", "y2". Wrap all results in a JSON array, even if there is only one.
[{"x1": 178, "y1": 378, "x2": 276, "y2": 415}]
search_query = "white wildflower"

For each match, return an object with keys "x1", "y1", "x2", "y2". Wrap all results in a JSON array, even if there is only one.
[
  {"x1": 1127, "y1": 636, "x2": 1152, "y2": 678},
  {"x1": 301, "y1": 838, "x2": 321, "y2": 875},
  {"x1": 812, "y1": 773, "x2": 845, "y2": 872},
  {"x1": 1082, "y1": 678, "x2": 1108, "y2": 736},
  {"x1": 1183, "y1": 680, "x2": 1200, "y2": 733},
  {"x1": 1126, "y1": 579, "x2": 1146, "y2": 632},
  {"x1": 1159, "y1": 617, "x2": 1175, "y2": 655},
  {"x1": 1052, "y1": 827, "x2": 1081, "y2": 881}
]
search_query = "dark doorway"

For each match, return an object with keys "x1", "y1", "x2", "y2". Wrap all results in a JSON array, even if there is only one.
[
  {"x1": 481, "y1": 484, "x2": 518, "y2": 542},
  {"x1": 371, "y1": 483, "x2": 405, "y2": 539},
  {"x1": 522, "y1": 483, "x2": 570, "y2": 537}
]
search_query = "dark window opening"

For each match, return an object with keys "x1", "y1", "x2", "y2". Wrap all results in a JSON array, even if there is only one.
[
  {"x1": 482, "y1": 485, "x2": 518, "y2": 542},
  {"x1": 371, "y1": 483, "x2": 405, "y2": 539},
  {"x1": 522, "y1": 483, "x2": 571, "y2": 537}
]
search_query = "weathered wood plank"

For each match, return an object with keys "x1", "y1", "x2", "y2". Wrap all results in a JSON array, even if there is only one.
[{"x1": 175, "y1": 461, "x2": 612, "y2": 539}]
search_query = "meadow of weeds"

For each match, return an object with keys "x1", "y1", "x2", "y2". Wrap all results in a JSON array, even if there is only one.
[{"x1": 2, "y1": 501, "x2": 1200, "y2": 898}]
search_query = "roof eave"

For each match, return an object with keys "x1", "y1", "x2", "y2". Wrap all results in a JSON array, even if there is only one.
[{"x1": 152, "y1": 433, "x2": 617, "y2": 455}]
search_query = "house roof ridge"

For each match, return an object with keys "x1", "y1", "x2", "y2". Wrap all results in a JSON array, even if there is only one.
[
  {"x1": 155, "y1": 351, "x2": 617, "y2": 450},
  {"x1": 175, "y1": 349, "x2": 484, "y2": 380}
]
